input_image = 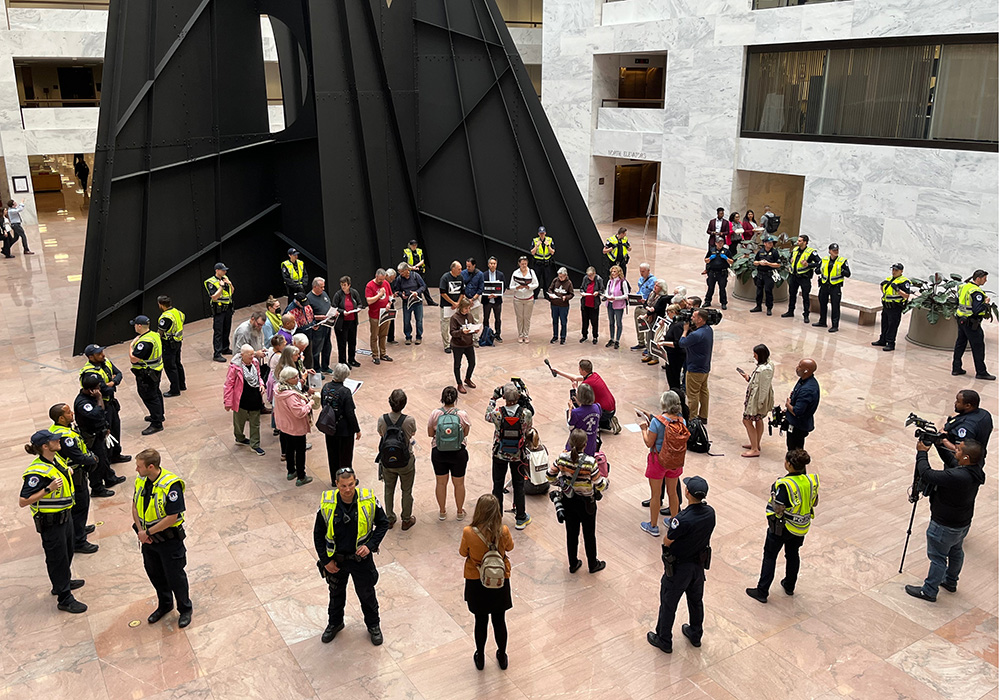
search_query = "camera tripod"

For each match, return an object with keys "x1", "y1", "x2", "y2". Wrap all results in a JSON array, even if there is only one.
[{"x1": 898, "y1": 469, "x2": 926, "y2": 574}]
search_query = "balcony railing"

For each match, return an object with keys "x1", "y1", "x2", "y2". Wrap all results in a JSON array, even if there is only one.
[
  {"x1": 9, "y1": 1, "x2": 109, "y2": 8},
  {"x1": 600, "y1": 98, "x2": 664, "y2": 109},
  {"x1": 753, "y1": 0, "x2": 848, "y2": 8},
  {"x1": 22, "y1": 98, "x2": 100, "y2": 108}
]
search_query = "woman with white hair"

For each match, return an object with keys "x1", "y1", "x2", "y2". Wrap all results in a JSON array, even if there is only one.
[
  {"x1": 639, "y1": 390, "x2": 688, "y2": 537},
  {"x1": 223, "y1": 345, "x2": 266, "y2": 455},
  {"x1": 321, "y1": 363, "x2": 361, "y2": 486},
  {"x1": 547, "y1": 267, "x2": 574, "y2": 344},
  {"x1": 273, "y1": 366, "x2": 314, "y2": 486}
]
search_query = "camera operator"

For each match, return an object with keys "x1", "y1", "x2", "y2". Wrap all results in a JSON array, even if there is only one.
[
  {"x1": 546, "y1": 429, "x2": 608, "y2": 574},
  {"x1": 938, "y1": 390, "x2": 992, "y2": 467},
  {"x1": 486, "y1": 383, "x2": 533, "y2": 530},
  {"x1": 905, "y1": 438, "x2": 986, "y2": 602},
  {"x1": 678, "y1": 309, "x2": 714, "y2": 424},
  {"x1": 640, "y1": 280, "x2": 671, "y2": 366},
  {"x1": 548, "y1": 359, "x2": 619, "y2": 434},
  {"x1": 657, "y1": 304, "x2": 688, "y2": 418},
  {"x1": 784, "y1": 358, "x2": 819, "y2": 450}
]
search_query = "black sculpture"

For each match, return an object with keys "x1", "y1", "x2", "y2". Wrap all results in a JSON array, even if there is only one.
[{"x1": 74, "y1": 0, "x2": 597, "y2": 353}]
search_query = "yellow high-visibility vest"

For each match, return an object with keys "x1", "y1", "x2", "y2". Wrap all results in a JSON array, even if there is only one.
[
  {"x1": 319, "y1": 488, "x2": 378, "y2": 558},
  {"x1": 134, "y1": 469, "x2": 186, "y2": 530},
  {"x1": 23, "y1": 455, "x2": 75, "y2": 516}
]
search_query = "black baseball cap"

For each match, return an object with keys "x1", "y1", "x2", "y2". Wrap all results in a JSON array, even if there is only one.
[
  {"x1": 891, "y1": 262, "x2": 904, "y2": 271},
  {"x1": 130, "y1": 315, "x2": 150, "y2": 326},
  {"x1": 83, "y1": 343, "x2": 104, "y2": 356},
  {"x1": 683, "y1": 475, "x2": 709, "y2": 498},
  {"x1": 30, "y1": 429, "x2": 63, "y2": 446},
  {"x1": 287, "y1": 247, "x2": 299, "y2": 256},
  {"x1": 828, "y1": 243, "x2": 839, "y2": 250},
  {"x1": 215, "y1": 262, "x2": 229, "y2": 271},
  {"x1": 537, "y1": 226, "x2": 546, "y2": 233}
]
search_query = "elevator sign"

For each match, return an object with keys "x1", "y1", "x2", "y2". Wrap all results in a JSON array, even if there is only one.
[{"x1": 606, "y1": 149, "x2": 648, "y2": 159}]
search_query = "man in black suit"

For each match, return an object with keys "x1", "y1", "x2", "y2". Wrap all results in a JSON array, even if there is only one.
[{"x1": 482, "y1": 256, "x2": 506, "y2": 343}]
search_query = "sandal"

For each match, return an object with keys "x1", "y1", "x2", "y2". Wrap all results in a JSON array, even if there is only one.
[
  {"x1": 741, "y1": 451, "x2": 760, "y2": 458},
  {"x1": 439, "y1": 512, "x2": 447, "y2": 521},
  {"x1": 456, "y1": 510, "x2": 466, "y2": 521}
]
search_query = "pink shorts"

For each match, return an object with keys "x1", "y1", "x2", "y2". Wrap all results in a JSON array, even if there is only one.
[{"x1": 645, "y1": 451, "x2": 683, "y2": 480}]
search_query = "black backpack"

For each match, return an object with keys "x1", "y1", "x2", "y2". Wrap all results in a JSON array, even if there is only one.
[
  {"x1": 378, "y1": 414, "x2": 410, "y2": 468},
  {"x1": 495, "y1": 405, "x2": 526, "y2": 461},
  {"x1": 686, "y1": 417, "x2": 711, "y2": 453},
  {"x1": 764, "y1": 214, "x2": 781, "y2": 234},
  {"x1": 316, "y1": 385, "x2": 346, "y2": 436}
]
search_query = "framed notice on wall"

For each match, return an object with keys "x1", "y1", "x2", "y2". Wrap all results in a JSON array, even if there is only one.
[{"x1": 12, "y1": 176, "x2": 28, "y2": 193}]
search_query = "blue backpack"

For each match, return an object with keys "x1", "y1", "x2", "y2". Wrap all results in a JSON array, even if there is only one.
[{"x1": 478, "y1": 327, "x2": 495, "y2": 347}]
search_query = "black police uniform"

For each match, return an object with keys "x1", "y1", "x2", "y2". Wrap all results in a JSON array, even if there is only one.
[
  {"x1": 815, "y1": 258, "x2": 851, "y2": 329},
  {"x1": 754, "y1": 478, "x2": 806, "y2": 597},
  {"x1": 158, "y1": 312, "x2": 186, "y2": 395},
  {"x1": 136, "y1": 478, "x2": 192, "y2": 616},
  {"x1": 205, "y1": 276, "x2": 234, "y2": 358},
  {"x1": 55, "y1": 427, "x2": 99, "y2": 550},
  {"x1": 81, "y1": 359, "x2": 126, "y2": 461},
  {"x1": 954, "y1": 287, "x2": 991, "y2": 376},
  {"x1": 131, "y1": 339, "x2": 165, "y2": 429},
  {"x1": 940, "y1": 408, "x2": 993, "y2": 467},
  {"x1": 20, "y1": 460, "x2": 77, "y2": 601},
  {"x1": 703, "y1": 247, "x2": 731, "y2": 308},
  {"x1": 313, "y1": 494, "x2": 390, "y2": 631},
  {"x1": 654, "y1": 501, "x2": 716, "y2": 648},
  {"x1": 752, "y1": 248, "x2": 781, "y2": 312},
  {"x1": 74, "y1": 390, "x2": 119, "y2": 493},
  {"x1": 784, "y1": 247, "x2": 821, "y2": 320},
  {"x1": 876, "y1": 276, "x2": 911, "y2": 349}
]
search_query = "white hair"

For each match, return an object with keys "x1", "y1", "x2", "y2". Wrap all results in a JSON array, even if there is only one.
[
  {"x1": 279, "y1": 367, "x2": 300, "y2": 383},
  {"x1": 240, "y1": 344, "x2": 255, "y2": 355},
  {"x1": 659, "y1": 391, "x2": 682, "y2": 414},
  {"x1": 557, "y1": 267, "x2": 568, "y2": 276},
  {"x1": 639, "y1": 262, "x2": 650, "y2": 271},
  {"x1": 292, "y1": 333, "x2": 309, "y2": 348}
]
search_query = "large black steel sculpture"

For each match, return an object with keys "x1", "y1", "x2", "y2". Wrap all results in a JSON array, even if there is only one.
[{"x1": 74, "y1": 0, "x2": 597, "y2": 353}]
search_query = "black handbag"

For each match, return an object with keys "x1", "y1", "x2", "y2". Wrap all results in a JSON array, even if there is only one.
[{"x1": 316, "y1": 403, "x2": 339, "y2": 436}]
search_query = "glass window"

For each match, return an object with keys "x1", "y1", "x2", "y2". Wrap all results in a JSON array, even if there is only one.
[{"x1": 930, "y1": 43, "x2": 999, "y2": 143}]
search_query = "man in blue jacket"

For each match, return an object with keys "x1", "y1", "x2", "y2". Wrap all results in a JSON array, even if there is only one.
[{"x1": 784, "y1": 358, "x2": 819, "y2": 450}]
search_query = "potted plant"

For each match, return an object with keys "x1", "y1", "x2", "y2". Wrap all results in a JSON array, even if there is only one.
[
  {"x1": 904, "y1": 273, "x2": 999, "y2": 350},
  {"x1": 731, "y1": 231, "x2": 791, "y2": 303}
]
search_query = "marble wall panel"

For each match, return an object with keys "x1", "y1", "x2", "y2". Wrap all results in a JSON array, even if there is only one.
[
  {"x1": 950, "y1": 152, "x2": 999, "y2": 195},
  {"x1": 600, "y1": 0, "x2": 638, "y2": 27},
  {"x1": 5, "y1": 30, "x2": 105, "y2": 58},
  {"x1": 596, "y1": 107, "x2": 665, "y2": 133},
  {"x1": 8, "y1": 8, "x2": 108, "y2": 33},
  {"x1": 20, "y1": 107, "x2": 99, "y2": 131},
  {"x1": 588, "y1": 156, "x2": 615, "y2": 222},
  {"x1": 856, "y1": 182, "x2": 921, "y2": 220},
  {"x1": 509, "y1": 28, "x2": 542, "y2": 65},
  {"x1": 714, "y1": 12, "x2": 755, "y2": 46},
  {"x1": 914, "y1": 187, "x2": 985, "y2": 223},
  {"x1": 23, "y1": 127, "x2": 97, "y2": 156},
  {"x1": 797, "y1": 2, "x2": 855, "y2": 42},
  {"x1": 851, "y1": 0, "x2": 972, "y2": 38}
]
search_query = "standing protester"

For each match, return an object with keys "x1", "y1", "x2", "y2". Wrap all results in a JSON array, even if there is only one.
[
  {"x1": 440, "y1": 261, "x2": 465, "y2": 354},
  {"x1": 746, "y1": 449, "x2": 819, "y2": 604},
  {"x1": 813, "y1": 244, "x2": 850, "y2": 332},
  {"x1": 639, "y1": 391, "x2": 688, "y2": 537},
  {"x1": 705, "y1": 207, "x2": 730, "y2": 250},
  {"x1": 460, "y1": 494, "x2": 513, "y2": 670},
  {"x1": 482, "y1": 256, "x2": 505, "y2": 343},
  {"x1": 205, "y1": 262, "x2": 234, "y2": 363},
  {"x1": 781, "y1": 235, "x2": 820, "y2": 323},
  {"x1": 741, "y1": 210, "x2": 760, "y2": 240},
  {"x1": 530, "y1": 226, "x2": 556, "y2": 299},
  {"x1": 678, "y1": 309, "x2": 714, "y2": 424},
  {"x1": 548, "y1": 428, "x2": 608, "y2": 574},
  {"x1": 578, "y1": 267, "x2": 605, "y2": 345},
  {"x1": 384, "y1": 268, "x2": 399, "y2": 345},
  {"x1": 4, "y1": 199, "x2": 33, "y2": 256},
  {"x1": 19, "y1": 430, "x2": 87, "y2": 613},
  {"x1": 80, "y1": 344, "x2": 130, "y2": 465},
  {"x1": 403, "y1": 239, "x2": 437, "y2": 306},
  {"x1": 905, "y1": 438, "x2": 986, "y2": 602},
  {"x1": 232, "y1": 311, "x2": 266, "y2": 357},
  {"x1": 953, "y1": 270, "x2": 995, "y2": 380},
  {"x1": 486, "y1": 383, "x2": 533, "y2": 530},
  {"x1": 702, "y1": 236, "x2": 731, "y2": 310},
  {"x1": 641, "y1": 281, "x2": 672, "y2": 367},
  {"x1": 365, "y1": 269, "x2": 394, "y2": 365},
  {"x1": 274, "y1": 367, "x2": 315, "y2": 487},
  {"x1": 132, "y1": 448, "x2": 192, "y2": 628},
  {"x1": 784, "y1": 358, "x2": 819, "y2": 451},
  {"x1": 631, "y1": 263, "x2": 658, "y2": 350},
  {"x1": 281, "y1": 248, "x2": 307, "y2": 300},
  {"x1": 658, "y1": 305, "x2": 687, "y2": 416},
  {"x1": 509, "y1": 256, "x2": 538, "y2": 343},
  {"x1": 760, "y1": 204, "x2": 778, "y2": 233},
  {"x1": 727, "y1": 213, "x2": 744, "y2": 256},
  {"x1": 429, "y1": 385, "x2": 472, "y2": 520},
  {"x1": 49, "y1": 404, "x2": 99, "y2": 554},
  {"x1": 602, "y1": 226, "x2": 631, "y2": 279},
  {"x1": 547, "y1": 267, "x2": 574, "y2": 344},
  {"x1": 462, "y1": 258, "x2": 485, "y2": 339},
  {"x1": 157, "y1": 296, "x2": 186, "y2": 397},
  {"x1": 320, "y1": 364, "x2": 362, "y2": 486},
  {"x1": 314, "y1": 467, "x2": 390, "y2": 646},
  {"x1": 128, "y1": 315, "x2": 165, "y2": 436},
  {"x1": 872, "y1": 263, "x2": 911, "y2": 352},
  {"x1": 75, "y1": 375, "x2": 125, "y2": 497},
  {"x1": 376, "y1": 389, "x2": 418, "y2": 531},
  {"x1": 450, "y1": 298, "x2": 478, "y2": 393},
  {"x1": 307, "y1": 277, "x2": 334, "y2": 373},
  {"x1": 647, "y1": 476, "x2": 715, "y2": 654},
  {"x1": 394, "y1": 263, "x2": 426, "y2": 345},
  {"x1": 749, "y1": 236, "x2": 781, "y2": 315},
  {"x1": 224, "y1": 346, "x2": 266, "y2": 456},
  {"x1": 286, "y1": 293, "x2": 317, "y2": 369},
  {"x1": 739, "y1": 344, "x2": 774, "y2": 458},
  {"x1": 604, "y1": 265, "x2": 630, "y2": 349},
  {"x1": 263, "y1": 296, "x2": 284, "y2": 346},
  {"x1": 331, "y1": 276, "x2": 363, "y2": 368}
]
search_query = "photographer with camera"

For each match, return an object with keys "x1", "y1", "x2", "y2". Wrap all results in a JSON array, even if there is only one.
[
  {"x1": 546, "y1": 429, "x2": 608, "y2": 574},
  {"x1": 547, "y1": 359, "x2": 620, "y2": 434},
  {"x1": 678, "y1": 309, "x2": 714, "y2": 424},
  {"x1": 783, "y1": 358, "x2": 819, "y2": 450},
  {"x1": 486, "y1": 383, "x2": 533, "y2": 530},
  {"x1": 905, "y1": 438, "x2": 986, "y2": 602},
  {"x1": 939, "y1": 390, "x2": 993, "y2": 468}
]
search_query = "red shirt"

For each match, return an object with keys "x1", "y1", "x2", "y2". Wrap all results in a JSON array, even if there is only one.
[
  {"x1": 585, "y1": 279, "x2": 596, "y2": 308},
  {"x1": 365, "y1": 279, "x2": 393, "y2": 319},
  {"x1": 583, "y1": 372, "x2": 615, "y2": 412}
]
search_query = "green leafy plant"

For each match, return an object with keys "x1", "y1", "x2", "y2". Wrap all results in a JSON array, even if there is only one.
[
  {"x1": 905, "y1": 273, "x2": 999, "y2": 324},
  {"x1": 732, "y1": 231, "x2": 792, "y2": 287}
]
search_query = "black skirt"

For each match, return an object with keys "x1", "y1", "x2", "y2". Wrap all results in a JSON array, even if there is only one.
[{"x1": 465, "y1": 577, "x2": 512, "y2": 616}]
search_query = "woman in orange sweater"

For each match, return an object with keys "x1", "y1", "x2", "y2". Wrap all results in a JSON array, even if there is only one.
[{"x1": 459, "y1": 494, "x2": 514, "y2": 670}]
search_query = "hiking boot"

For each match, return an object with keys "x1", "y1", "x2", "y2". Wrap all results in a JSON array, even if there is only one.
[{"x1": 321, "y1": 622, "x2": 345, "y2": 643}]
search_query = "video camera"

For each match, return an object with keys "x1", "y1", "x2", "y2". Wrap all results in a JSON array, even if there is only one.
[
  {"x1": 905, "y1": 413, "x2": 944, "y2": 446},
  {"x1": 676, "y1": 307, "x2": 722, "y2": 326},
  {"x1": 767, "y1": 405, "x2": 789, "y2": 436},
  {"x1": 492, "y1": 376, "x2": 534, "y2": 415}
]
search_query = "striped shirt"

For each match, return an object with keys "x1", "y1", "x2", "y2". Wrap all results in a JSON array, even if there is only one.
[{"x1": 547, "y1": 451, "x2": 608, "y2": 498}]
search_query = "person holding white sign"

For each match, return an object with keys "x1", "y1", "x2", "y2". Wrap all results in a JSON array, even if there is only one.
[
  {"x1": 449, "y1": 298, "x2": 479, "y2": 394},
  {"x1": 508, "y1": 256, "x2": 538, "y2": 343}
]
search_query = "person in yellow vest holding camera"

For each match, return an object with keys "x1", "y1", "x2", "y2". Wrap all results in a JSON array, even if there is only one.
[
  {"x1": 953, "y1": 269, "x2": 995, "y2": 380},
  {"x1": 812, "y1": 243, "x2": 851, "y2": 333},
  {"x1": 872, "y1": 263, "x2": 911, "y2": 352},
  {"x1": 129, "y1": 316, "x2": 165, "y2": 435}
]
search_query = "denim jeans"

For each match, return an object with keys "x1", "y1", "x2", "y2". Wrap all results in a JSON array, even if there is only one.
[
  {"x1": 922, "y1": 520, "x2": 970, "y2": 597},
  {"x1": 550, "y1": 305, "x2": 569, "y2": 340},
  {"x1": 402, "y1": 301, "x2": 424, "y2": 340},
  {"x1": 607, "y1": 305, "x2": 624, "y2": 341}
]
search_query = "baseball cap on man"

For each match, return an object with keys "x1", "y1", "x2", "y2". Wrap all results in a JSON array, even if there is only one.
[
  {"x1": 683, "y1": 475, "x2": 709, "y2": 498},
  {"x1": 215, "y1": 262, "x2": 229, "y2": 271},
  {"x1": 287, "y1": 248, "x2": 299, "y2": 256},
  {"x1": 130, "y1": 315, "x2": 150, "y2": 326},
  {"x1": 828, "y1": 243, "x2": 839, "y2": 250},
  {"x1": 83, "y1": 343, "x2": 104, "y2": 356},
  {"x1": 891, "y1": 262, "x2": 904, "y2": 271},
  {"x1": 537, "y1": 226, "x2": 546, "y2": 233}
]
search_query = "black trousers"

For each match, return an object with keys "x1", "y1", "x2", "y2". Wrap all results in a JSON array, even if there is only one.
[
  {"x1": 8, "y1": 222, "x2": 29, "y2": 252},
  {"x1": 816, "y1": 284, "x2": 842, "y2": 327},
  {"x1": 327, "y1": 556, "x2": 380, "y2": 628},
  {"x1": 785, "y1": 425, "x2": 809, "y2": 451},
  {"x1": 755, "y1": 274, "x2": 774, "y2": 309},
  {"x1": 562, "y1": 496, "x2": 599, "y2": 569},
  {"x1": 453, "y1": 345, "x2": 476, "y2": 384},
  {"x1": 491, "y1": 457, "x2": 526, "y2": 519},
  {"x1": 705, "y1": 271, "x2": 728, "y2": 306},
  {"x1": 280, "y1": 433, "x2": 307, "y2": 479},
  {"x1": 133, "y1": 368, "x2": 164, "y2": 425},
  {"x1": 212, "y1": 305, "x2": 233, "y2": 357},
  {"x1": 581, "y1": 305, "x2": 600, "y2": 339},
  {"x1": 325, "y1": 434, "x2": 356, "y2": 486},
  {"x1": 310, "y1": 328, "x2": 329, "y2": 371},
  {"x1": 84, "y1": 434, "x2": 115, "y2": 491},
  {"x1": 483, "y1": 301, "x2": 502, "y2": 338},
  {"x1": 40, "y1": 517, "x2": 75, "y2": 602},
  {"x1": 655, "y1": 561, "x2": 705, "y2": 645},
  {"x1": 879, "y1": 303, "x2": 903, "y2": 346},
  {"x1": 786, "y1": 275, "x2": 811, "y2": 317},
  {"x1": 335, "y1": 321, "x2": 358, "y2": 365},
  {"x1": 104, "y1": 397, "x2": 123, "y2": 460},
  {"x1": 142, "y1": 538, "x2": 192, "y2": 613},
  {"x1": 756, "y1": 526, "x2": 804, "y2": 595},
  {"x1": 70, "y1": 468, "x2": 91, "y2": 547},
  {"x1": 162, "y1": 340, "x2": 186, "y2": 393},
  {"x1": 663, "y1": 361, "x2": 689, "y2": 420},
  {"x1": 532, "y1": 261, "x2": 554, "y2": 299},
  {"x1": 954, "y1": 318, "x2": 988, "y2": 375},
  {"x1": 318, "y1": 327, "x2": 333, "y2": 370}
]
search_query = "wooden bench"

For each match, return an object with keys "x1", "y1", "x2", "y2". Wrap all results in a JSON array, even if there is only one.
[{"x1": 809, "y1": 293, "x2": 880, "y2": 326}]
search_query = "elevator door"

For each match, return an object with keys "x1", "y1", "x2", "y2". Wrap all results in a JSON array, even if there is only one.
[{"x1": 613, "y1": 162, "x2": 658, "y2": 221}]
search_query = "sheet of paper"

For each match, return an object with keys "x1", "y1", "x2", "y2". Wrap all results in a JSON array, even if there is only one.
[
  {"x1": 443, "y1": 306, "x2": 456, "y2": 319},
  {"x1": 343, "y1": 378, "x2": 363, "y2": 395},
  {"x1": 464, "y1": 323, "x2": 483, "y2": 333},
  {"x1": 623, "y1": 423, "x2": 642, "y2": 433}
]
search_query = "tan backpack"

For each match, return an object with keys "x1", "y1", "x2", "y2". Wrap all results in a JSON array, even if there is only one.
[{"x1": 473, "y1": 527, "x2": 507, "y2": 589}]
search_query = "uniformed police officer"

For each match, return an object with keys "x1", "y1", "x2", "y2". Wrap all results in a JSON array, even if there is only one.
[
  {"x1": 205, "y1": 262, "x2": 235, "y2": 362},
  {"x1": 75, "y1": 374, "x2": 126, "y2": 497},
  {"x1": 530, "y1": 226, "x2": 555, "y2": 300},
  {"x1": 647, "y1": 475, "x2": 716, "y2": 654},
  {"x1": 938, "y1": 389, "x2": 993, "y2": 468},
  {"x1": 812, "y1": 243, "x2": 851, "y2": 332},
  {"x1": 80, "y1": 343, "x2": 130, "y2": 464},
  {"x1": 49, "y1": 403, "x2": 99, "y2": 553},
  {"x1": 749, "y1": 236, "x2": 781, "y2": 315},
  {"x1": 282, "y1": 248, "x2": 307, "y2": 300},
  {"x1": 129, "y1": 316, "x2": 165, "y2": 435},
  {"x1": 19, "y1": 429, "x2": 88, "y2": 613},
  {"x1": 872, "y1": 263, "x2": 911, "y2": 352},
  {"x1": 157, "y1": 295, "x2": 186, "y2": 397},
  {"x1": 602, "y1": 226, "x2": 631, "y2": 280},
  {"x1": 132, "y1": 448, "x2": 192, "y2": 627},
  {"x1": 953, "y1": 269, "x2": 995, "y2": 380},
  {"x1": 403, "y1": 238, "x2": 436, "y2": 305},
  {"x1": 781, "y1": 235, "x2": 821, "y2": 323},
  {"x1": 314, "y1": 466, "x2": 390, "y2": 645},
  {"x1": 746, "y1": 449, "x2": 819, "y2": 603}
]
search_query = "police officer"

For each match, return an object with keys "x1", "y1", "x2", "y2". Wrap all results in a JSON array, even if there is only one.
[
  {"x1": 205, "y1": 262, "x2": 235, "y2": 362},
  {"x1": 132, "y1": 448, "x2": 192, "y2": 627},
  {"x1": 939, "y1": 389, "x2": 993, "y2": 467},
  {"x1": 602, "y1": 226, "x2": 631, "y2": 280},
  {"x1": 313, "y1": 466, "x2": 390, "y2": 645},
  {"x1": 403, "y1": 239, "x2": 436, "y2": 306},
  {"x1": 953, "y1": 269, "x2": 995, "y2": 380},
  {"x1": 75, "y1": 374, "x2": 126, "y2": 497},
  {"x1": 80, "y1": 343, "x2": 130, "y2": 464},
  {"x1": 19, "y1": 430, "x2": 87, "y2": 613},
  {"x1": 129, "y1": 316, "x2": 165, "y2": 435},
  {"x1": 157, "y1": 295, "x2": 186, "y2": 397},
  {"x1": 813, "y1": 243, "x2": 851, "y2": 333},
  {"x1": 49, "y1": 403, "x2": 99, "y2": 554},
  {"x1": 647, "y1": 475, "x2": 716, "y2": 654},
  {"x1": 281, "y1": 248, "x2": 307, "y2": 300},
  {"x1": 872, "y1": 263, "x2": 910, "y2": 352},
  {"x1": 781, "y1": 234, "x2": 820, "y2": 323},
  {"x1": 530, "y1": 226, "x2": 555, "y2": 300},
  {"x1": 749, "y1": 236, "x2": 781, "y2": 315},
  {"x1": 746, "y1": 449, "x2": 819, "y2": 603}
]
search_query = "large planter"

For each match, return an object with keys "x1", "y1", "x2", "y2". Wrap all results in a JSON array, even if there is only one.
[
  {"x1": 733, "y1": 275, "x2": 789, "y2": 303},
  {"x1": 905, "y1": 308, "x2": 958, "y2": 350}
]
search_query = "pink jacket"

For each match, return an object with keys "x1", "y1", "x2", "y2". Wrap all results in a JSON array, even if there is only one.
[
  {"x1": 223, "y1": 357, "x2": 262, "y2": 412},
  {"x1": 273, "y1": 386, "x2": 313, "y2": 436}
]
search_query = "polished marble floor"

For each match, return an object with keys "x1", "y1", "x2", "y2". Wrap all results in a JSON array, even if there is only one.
[{"x1": 0, "y1": 205, "x2": 997, "y2": 700}]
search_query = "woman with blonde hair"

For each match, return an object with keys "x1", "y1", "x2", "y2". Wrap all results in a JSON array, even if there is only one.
[
  {"x1": 604, "y1": 265, "x2": 630, "y2": 349},
  {"x1": 459, "y1": 494, "x2": 513, "y2": 670},
  {"x1": 739, "y1": 344, "x2": 774, "y2": 458}
]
